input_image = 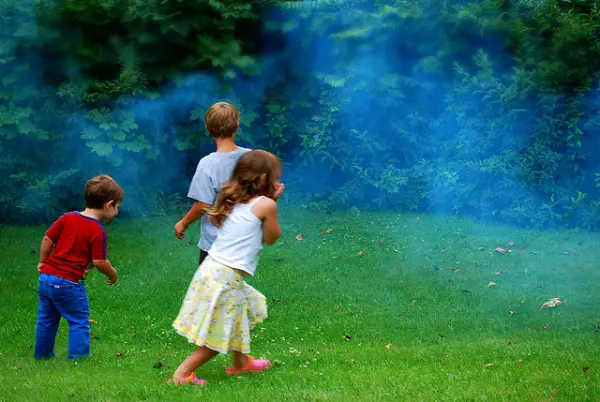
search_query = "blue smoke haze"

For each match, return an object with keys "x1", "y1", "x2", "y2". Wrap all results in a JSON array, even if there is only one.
[{"x1": 1, "y1": 1, "x2": 599, "y2": 230}]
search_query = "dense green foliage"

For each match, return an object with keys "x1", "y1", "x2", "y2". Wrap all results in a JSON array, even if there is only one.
[{"x1": 2, "y1": 0, "x2": 600, "y2": 228}]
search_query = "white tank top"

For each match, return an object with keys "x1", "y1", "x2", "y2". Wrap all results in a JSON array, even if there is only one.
[{"x1": 207, "y1": 196, "x2": 264, "y2": 276}]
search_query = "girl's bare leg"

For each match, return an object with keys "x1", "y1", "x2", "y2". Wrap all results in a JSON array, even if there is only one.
[
  {"x1": 232, "y1": 351, "x2": 250, "y2": 369},
  {"x1": 173, "y1": 346, "x2": 218, "y2": 381}
]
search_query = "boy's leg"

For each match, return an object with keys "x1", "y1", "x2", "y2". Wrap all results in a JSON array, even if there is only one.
[
  {"x1": 52, "y1": 279, "x2": 90, "y2": 359},
  {"x1": 34, "y1": 275, "x2": 61, "y2": 359}
]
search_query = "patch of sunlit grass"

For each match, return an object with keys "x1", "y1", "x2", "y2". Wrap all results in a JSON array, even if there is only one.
[{"x1": 1, "y1": 210, "x2": 599, "y2": 401}]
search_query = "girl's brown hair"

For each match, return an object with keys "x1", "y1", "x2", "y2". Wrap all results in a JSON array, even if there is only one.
[{"x1": 207, "y1": 150, "x2": 281, "y2": 227}]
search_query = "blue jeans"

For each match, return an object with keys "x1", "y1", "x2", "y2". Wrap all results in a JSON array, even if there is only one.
[{"x1": 35, "y1": 274, "x2": 90, "y2": 359}]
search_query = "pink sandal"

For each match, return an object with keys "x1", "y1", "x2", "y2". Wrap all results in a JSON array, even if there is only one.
[
  {"x1": 171, "y1": 372, "x2": 208, "y2": 386},
  {"x1": 225, "y1": 355, "x2": 271, "y2": 375}
]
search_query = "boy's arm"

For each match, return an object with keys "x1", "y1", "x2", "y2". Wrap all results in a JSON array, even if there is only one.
[
  {"x1": 175, "y1": 161, "x2": 215, "y2": 239},
  {"x1": 90, "y1": 230, "x2": 117, "y2": 285},
  {"x1": 37, "y1": 215, "x2": 66, "y2": 272},
  {"x1": 174, "y1": 201, "x2": 211, "y2": 239},
  {"x1": 37, "y1": 236, "x2": 55, "y2": 272},
  {"x1": 92, "y1": 259, "x2": 118, "y2": 285}
]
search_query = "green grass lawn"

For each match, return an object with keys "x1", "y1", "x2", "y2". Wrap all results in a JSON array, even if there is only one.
[{"x1": 1, "y1": 210, "x2": 599, "y2": 401}]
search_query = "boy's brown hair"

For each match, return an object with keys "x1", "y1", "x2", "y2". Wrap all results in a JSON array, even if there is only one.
[
  {"x1": 205, "y1": 102, "x2": 240, "y2": 139},
  {"x1": 85, "y1": 175, "x2": 125, "y2": 209}
]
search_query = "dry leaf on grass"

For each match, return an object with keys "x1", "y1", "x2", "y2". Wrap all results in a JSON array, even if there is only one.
[
  {"x1": 509, "y1": 311, "x2": 515, "y2": 316},
  {"x1": 488, "y1": 281, "x2": 497, "y2": 287},
  {"x1": 89, "y1": 319, "x2": 97, "y2": 324},
  {"x1": 385, "y1": 344, "x2": 391, "y2": 351},
  {"x1": 326, "y1": 228, "x2": 333, "y2": 233},
  {"x1": 495, "y1": 248, "x2": 506, "y2": 254},
  {"x1": 358, "y1": 251, "x2": 366, "y2": 256},
  {"x1": 116, "y1": 352, "x2": 125, "y2": 358},
  {"x1": 540, "y1": 297, "x2": 564, "y2": 310},
  {"x1": 485, "y1": 363, "x2": 494, "y2": 369},
  {"x1": 411, "y1": 300, "x2": 417, "y2": 307},
  {"x1": 153, "y1": 361, "x2": 167, "y2": 369},
  {"x1": 295, "y1": 234, "x2": 305, "y2": 241}
]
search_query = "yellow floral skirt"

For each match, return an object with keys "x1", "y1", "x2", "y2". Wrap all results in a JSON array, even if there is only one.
[{"x1": 172, "y1": 256, "x2": 267, "y2": 354}]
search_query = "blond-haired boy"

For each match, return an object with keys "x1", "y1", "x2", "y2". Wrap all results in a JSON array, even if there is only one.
[{"x1": 174, "y1": 102, "x2": 251, "y2": 264}]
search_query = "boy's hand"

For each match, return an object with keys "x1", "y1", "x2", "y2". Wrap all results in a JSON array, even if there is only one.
[
  {"x1": 83, "y1": 264, "x2": 94, "y2": 278},
  {"x1": 174, "y1": 220, "x2": 188, "y2": 239},
  {"x1": 271, "y1": 183, "x2": 285, "y2": 201},
  {"x1": 108, "y1": 271, "x2": 118, "y2": 285},
  {"x1": 37, "y1": 263, "x2": 44, "y2": 272}
]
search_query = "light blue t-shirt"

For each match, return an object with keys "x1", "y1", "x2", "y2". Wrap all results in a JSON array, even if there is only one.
[{"x1": 187, "y1": 147, "x2": 251, "y2": 251}]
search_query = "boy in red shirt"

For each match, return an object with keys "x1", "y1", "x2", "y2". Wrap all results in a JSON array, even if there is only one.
[{"x1": 35, "y1": 174, "x2": 124, "y2": 359}]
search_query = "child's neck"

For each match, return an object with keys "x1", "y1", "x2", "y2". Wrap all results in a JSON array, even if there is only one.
[
  {"x1": 214, "y1": 137, "x2": 238, "y2": 153},
  {"x1": 80, "y1": 208, "x2": 104, "y2": 221}
]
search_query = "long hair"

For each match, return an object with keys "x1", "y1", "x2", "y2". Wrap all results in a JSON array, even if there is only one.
[{"x1": 207, "y1": 150, "x2": 281, "y2": 227}]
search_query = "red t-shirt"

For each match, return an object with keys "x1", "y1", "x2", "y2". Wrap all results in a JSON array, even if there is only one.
[{"x1": 40, "y1": 212, "x2": 108, "y2": 282}]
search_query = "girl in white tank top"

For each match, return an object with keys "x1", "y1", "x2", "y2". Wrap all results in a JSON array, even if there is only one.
[{"x1": 171, "y1": 150, "x2": 285, "y2": 386}]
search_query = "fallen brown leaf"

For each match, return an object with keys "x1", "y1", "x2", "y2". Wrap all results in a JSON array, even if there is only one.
[
  {"x1": 485, "y1": 363, "x2": 494, "y2": 369},
  {"x1": 540, "y1": 297, "x2": 562, "y2": 310},
  {"x1": 153, "y1": 361, "x2": 167, "y2": 369},
  {"x1": 89, "y1": 319, "x2": 98, "y2": 324},
  {"x1": 583, "y1": 367, "x2": 590, "y2": 373},
  {"x1": 488, "y1": 281, "x2": 497, "y2": 287},
  {"x1": 411, "y1": 300, "x2": 417, "y2": 307},
  {"x1": 116, "y1": 352, "x2": 125, "y2": 358},
  {"x1": 295, "y1": 234, "x2": 304, "y2": 241},
  {"x1": 385, "y1": 344, "x2": 391, "y2": 351},
  {"x1": 10, "y1": 366, "x2": 23, "y2": 371},
  {"x1": 509, "y1": 311, "x2": 515, "y2": 316},
  {"x1": 517, "y1": 359, "x2": 523, "y2": 364},
  {"x1": 358, "y1": 251, "x2": 366, "y2": 256},
  {"x1": 326, "y1": 228, "x2": 333, "y2": 233}
]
